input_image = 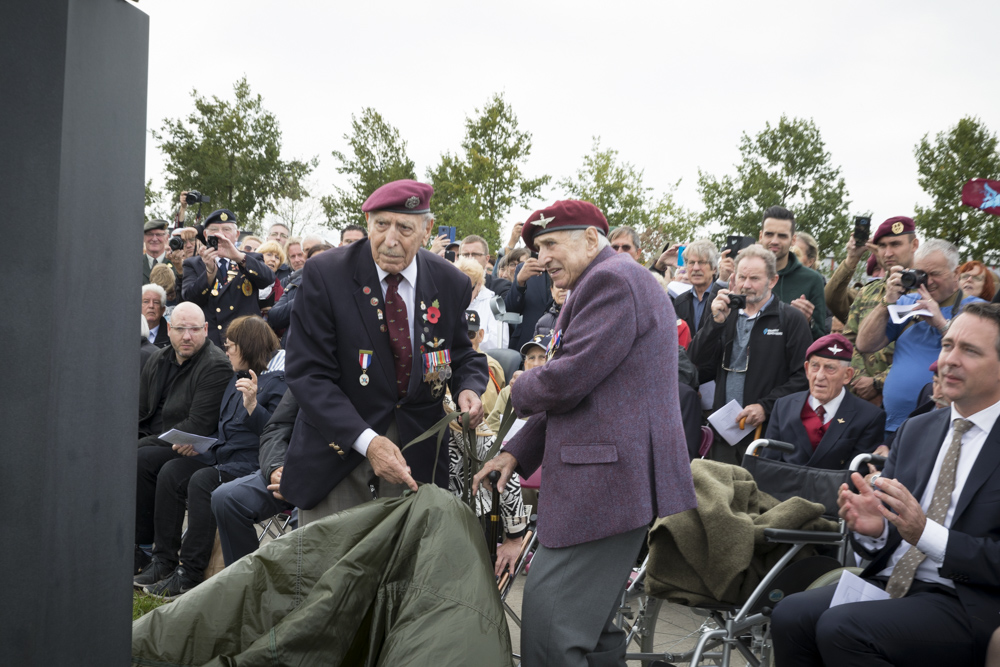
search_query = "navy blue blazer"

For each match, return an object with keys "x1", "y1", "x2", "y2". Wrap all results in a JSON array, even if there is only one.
[
  {"x1": 505, "y1": 265, "x2": 552, "y2": 352},
  {"x1": 281, "y1": 241, "x2": 489, "y2": 509},
  {"x1": 762, "y1": 389, "x2": 885, "y2": 469},
  {"x1": 181, "y1": 252, "x2": 275, "y2": 348},
  {"x1": 858, "y1": 408, "x2": 1000, "y2": 653},
  {"x1": 198, "y1": 369, "x2": 286, "y2": 478}
]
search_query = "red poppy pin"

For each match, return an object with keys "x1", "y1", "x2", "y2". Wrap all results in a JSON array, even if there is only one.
[{"x1": 427, "y1": 306, "x2": 441, "y2": 324}]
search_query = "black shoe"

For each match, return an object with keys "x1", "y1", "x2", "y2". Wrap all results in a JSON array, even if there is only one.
[
  {"x1": 134, "y1": 546, "x2": 152, "y2": 576},
  {"x1": 144, "y1": 565, "x2": 202, "y2": 600},
  {"x1": 133, "y1": 558, "x2": 174, "y2": 589}
]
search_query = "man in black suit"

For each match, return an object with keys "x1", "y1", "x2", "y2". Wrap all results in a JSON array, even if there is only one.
[
  {"x1": 181, "y1": 209, "x2": 274, "y2": 348},
  {"x1": 763, "y1": 333, "x2": 884, "y2": 469},
  {"x1": 772, "y1": 302, "x2": 1000, "y2": 666},
  {"x1": 142, "y1": 283, "x2": 171, "y2": 348},
  {"x1": 281, "y1": 180, "x2": 489, "y2": 523}
]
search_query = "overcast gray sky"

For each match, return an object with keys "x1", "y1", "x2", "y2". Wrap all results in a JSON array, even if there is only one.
[{"x1": 139, "y1": 0, "x2": 1000, "y2": 247}]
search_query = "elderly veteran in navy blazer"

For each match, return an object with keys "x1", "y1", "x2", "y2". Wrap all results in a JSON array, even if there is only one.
[
  {"x1": 763, "y1": 333, "x2": 885, "y2": 469},
  {"x1": 181, "y1": 209, "x2": 275, "y2": 348},
  {"x1": 474, "y1": 200, "x2": 697, "y2": 667},
  {"x1": 281, "y1": 180, "x2": 488, "y2": 522}
]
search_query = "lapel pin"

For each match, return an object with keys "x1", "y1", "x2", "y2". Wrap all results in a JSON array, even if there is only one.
[
  {"x1": 363, "y1": 286, "x2": 371, "y2": 295},
  {"x1": 837, "y1": 418, "x2": 845, "y2": 424},
  {"x1": 370, "y1": 297, "x2": 379, "y2": 307}
]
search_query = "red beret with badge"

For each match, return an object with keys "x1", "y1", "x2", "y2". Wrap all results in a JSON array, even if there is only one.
[
  {"x1": 871, "y1": 216, "x2": 915, "y2": 244},
  {"x1": 361, "y1": 179, "x2": 434, "y2": 214},
  {"x1": 806, "y1": 333, "x2": 853, "y2": 362},
  {"x1": 521, "y1": 200, "x2": 609, "y2": 251}
]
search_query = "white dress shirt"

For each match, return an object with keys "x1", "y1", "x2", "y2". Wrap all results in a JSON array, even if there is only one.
[
  {"x1": 352, "y1": 257, "x2": 419, "y2": 456},
  {"x1": 808, "y1": 387, "x2": 846, "y2": 425},
  {"x1": 856, "y1": 399, "x2": 1000, "y2": 588}
]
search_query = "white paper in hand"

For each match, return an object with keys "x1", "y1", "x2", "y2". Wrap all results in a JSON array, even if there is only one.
[
  {"x1": 158, "y1": 429, "x2": 217, "y2": 454},
  {"x1": 829, "y1": 570, "x2": 890, "y2": 607},
  {"x1": 502, "y1": 418, "x2": 527, "y2": 447},
  {"x1": 707, "y1": 399, "x2": 749, "y2": 446},
  {"x1": 888, "y1": 303, "x2": 933, "y2": 324},
  {"x1": 667, "y1": 281, "x2": 693, "y2": 298}
]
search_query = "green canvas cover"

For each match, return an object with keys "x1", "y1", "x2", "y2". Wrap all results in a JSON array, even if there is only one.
[{"x1": 132, "y1": 485, "x2": 513, "y2": 666}]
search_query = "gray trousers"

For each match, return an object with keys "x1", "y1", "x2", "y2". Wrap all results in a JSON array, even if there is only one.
[
  {"x1": 299, "y1": 421, "x2": 406, "y2": 526},
  {"x1": 520, "y1": 525, "x2": 648, "y2": 667}
]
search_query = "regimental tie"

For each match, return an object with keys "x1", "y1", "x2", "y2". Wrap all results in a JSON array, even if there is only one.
[
  {"x1": 384, "y1": 274, "x2": 412, "y2": 397},
  {"x1": 885, "y1": 418, "x2": 974, "y2": 599}
]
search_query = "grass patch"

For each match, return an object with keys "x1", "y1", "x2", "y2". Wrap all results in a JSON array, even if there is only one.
[{"x1": 133, "y1": 590, "x2": 170, "y2": 620}]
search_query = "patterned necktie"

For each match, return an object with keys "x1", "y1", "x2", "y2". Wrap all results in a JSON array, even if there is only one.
[
  {"x1": 384, "y1": 274, "x2": 412, "y2": 397},
  {"x1": 218, "y1": 259, "x2": 229, "y2": 286},
  {"x1": 885, "y1": 418, "x2": 974, "y2": 598}
]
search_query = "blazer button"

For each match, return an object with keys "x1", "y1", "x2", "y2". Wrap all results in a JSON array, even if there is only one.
[
  {"x1": 217, "y1": 325, "x2": 223, "y2": 330},
  {"x1": 216, "y1": 308, "x2": 221, "y2": 313},
  {"x1": 230, "y1": 306, "x2": 234, "y2": 310}
]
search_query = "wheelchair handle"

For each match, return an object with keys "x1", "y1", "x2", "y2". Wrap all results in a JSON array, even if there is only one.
[
  {"x1": 850, "y1": 453, "x2": 887, "y2": 472},
  {"x1": 746, "y1": 438, "x2": 795, "y2": 457}
]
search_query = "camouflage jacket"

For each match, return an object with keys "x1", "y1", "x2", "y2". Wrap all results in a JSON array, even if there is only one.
[{"x1": 842, "y1": 278, "x2": 893, "y2": 393}]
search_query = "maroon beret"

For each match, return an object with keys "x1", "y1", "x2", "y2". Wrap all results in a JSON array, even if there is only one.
[
  {"x1": 872, "y1": 216, "x2": 915, "y2": 244},
  {"x1": 361, "y1": 179, "x2": 433, "y2": 214},
  {"x1": 866, "y1": 253, "x2": 879, "y2": 276},
  {"x1": 806, "y1": 333, "x2": 853, "y2": 362},
  {"x1": 521, "y1": 200, "x2": 609, "y2": 251}
]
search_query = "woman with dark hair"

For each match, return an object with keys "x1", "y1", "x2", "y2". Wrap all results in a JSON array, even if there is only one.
[
  {"x1": 135, "y1": 315, "x2": 286, "y2": 599},
  {"x1": 959, "y1": 260, "x2": 996, "y2": 301}
]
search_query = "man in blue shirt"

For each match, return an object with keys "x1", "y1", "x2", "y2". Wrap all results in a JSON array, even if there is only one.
[{"x1": 857, "y1": 239, "x2": 984, "y2": 440}]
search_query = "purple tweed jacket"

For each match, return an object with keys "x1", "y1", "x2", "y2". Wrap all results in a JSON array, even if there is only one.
[{"x1": 504, "y1": 246, "x2": 697, "y2": 548}]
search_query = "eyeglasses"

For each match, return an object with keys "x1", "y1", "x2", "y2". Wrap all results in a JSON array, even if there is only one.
[
  {"x1": 145, "y1": 231, "x2": 167, "y2": 238},
  {"x1": 611, "y1": 244, "x2": 634, "y2": 252},
  {"x1": 458, "y1": 252, "x2": 486, "y2": 259},
  {"x1": 723, "y1": 349, "x2": 750, "y2": 374},
  {"x1": 171, "y1": 326, "x2": 205, "y2": 335},
  {"x1": 269, "y1": 232, "x2": 290, "y2": 240}
]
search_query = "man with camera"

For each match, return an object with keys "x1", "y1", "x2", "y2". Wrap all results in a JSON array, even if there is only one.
[
  {"x1": 688, "y1": 244, "x2": 812, "y2": 463},
  {"x1": 857, "y1": 238, "x2": 984, "y2": 441},
  {"x1": 142, "y1": 219, "x2": 172, "y2": 285},
  {"x1": 842, "y1": 217, "x2": 919, "y2": 406},
  {"x1": 181, "y1": 209, "x2": 275, "y2": 348}
]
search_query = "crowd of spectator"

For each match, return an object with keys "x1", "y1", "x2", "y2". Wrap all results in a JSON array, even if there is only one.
[{"x1": 135, "y1": 187, "x2": 1000, "y2": 663}]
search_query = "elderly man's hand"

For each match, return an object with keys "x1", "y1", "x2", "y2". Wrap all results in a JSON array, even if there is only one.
[
  {"x1": 472, "y1": 451, "x2": 519, "y2": 495},
  {"x1": 711, "y1": 289, "x2": 734, "y2": 323},
  {"x1": 735, "y1": 403, "x2": 765, "y2": 429},
  {"x1": 495, "y1": 535, "x2": 524, "y2": 578},
  {"x1": 915, "y1": 285, "x2": 948, "y2": 331},
  {"x1": 367, "y1": 437, "x2": 418, "y2": 492},
  {"x1": 457, "y1": 389, "x2": 484, "y2": 427},
  {"x1": 214, "y1": 233, "x2": 245, "y2": 263},
  {"x1": 839, "y1": 472, "x2": 885, "y2": 538},
  {"x1": 200, "y1": 244, "x2": 219, "y2": 280},
  {"x1": 791, "y1": 294, "x2": 815, "y2": 321}
]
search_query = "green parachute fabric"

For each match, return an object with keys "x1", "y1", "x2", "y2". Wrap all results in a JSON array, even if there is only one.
[{"x1": 132, "y1": 485, "x2": 513, "y2": 666}]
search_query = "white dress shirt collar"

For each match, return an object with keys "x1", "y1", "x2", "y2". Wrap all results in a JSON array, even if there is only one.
[
  {"x1": 951, "y1": 398, "x2": 1000, "y2": 438},
  {"x1": 808, "y1": 387, "x2": 846, "y2": 425},
  {"x1": 375, "y1": 255, "x2": 418, "y2": 289}
]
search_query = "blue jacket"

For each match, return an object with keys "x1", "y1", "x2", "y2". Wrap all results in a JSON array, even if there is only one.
[
  {"x1": 197, "y1": 368, "x2": 287, "y2": 477},
  {"x1": 504, "y1": 265, "x2": 552, "y2": 352}
]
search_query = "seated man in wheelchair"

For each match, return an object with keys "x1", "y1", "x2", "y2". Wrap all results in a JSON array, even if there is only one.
[
  {"x1": 762, "y1": 333, "x2": 885, "y2": 470},
  {"x1": 771, "y1": 303, "x2": 1000, "y2": 666}
]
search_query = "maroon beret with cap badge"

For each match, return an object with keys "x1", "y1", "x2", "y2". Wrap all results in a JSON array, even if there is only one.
[
  {"x1": 806, "y1": 333, "x2": 853, "y2": 362},
  {"x1": 871, "y1": 216, "x2": 915, "y2": 244},
  {"x1": 361, "y1": 179, "x2": 434, "y2": 214},
  {"x1": 521, "y1": 200, "x2": 610, "y2": 252}
]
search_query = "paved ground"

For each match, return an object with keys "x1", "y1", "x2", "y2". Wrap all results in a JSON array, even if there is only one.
[{"x1": 500, "y1": 572, "x2": 755, "y2": 667}]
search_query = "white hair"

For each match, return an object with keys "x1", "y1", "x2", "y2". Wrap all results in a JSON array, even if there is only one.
[
  {"x1": 683, "y1": 239, "x2": 720, "y2": 270},
  {"x1": 142, "y1": 283, "x2": 168, "y2": 306},
  {"x1": 568, "y1": 228, "x2": 610, "y2": 250},
  {"x1": 141, "y1": 315, "x2": 149, "y2": 338},
  {"x1": 915, "y1": 238, "x2": 959, "y2": 272}
]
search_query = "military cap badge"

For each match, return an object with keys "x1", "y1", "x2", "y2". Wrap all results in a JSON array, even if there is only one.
[
  {"x1": 220, "y1": 212, "x2": 228, "y2": 222},
  {"x1": 405, "y1": 196, "x2": 419, "y2": 209},
  {"x1": 532, "y1": 213, "x2": 555, "y2": 228},
  {"x1": 891, "y1": 221, "x2": 904, "y2": 234}
]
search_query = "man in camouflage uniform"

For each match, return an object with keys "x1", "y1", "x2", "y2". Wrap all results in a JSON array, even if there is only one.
[{"x1": 841, "y1": 216, "x2": 918, "y2": 405}]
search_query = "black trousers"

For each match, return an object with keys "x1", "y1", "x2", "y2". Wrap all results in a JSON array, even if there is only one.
[
  {"x1": 771, "y1": 578, "x2": 977, "y2": 666},
  {"x1": 135, "y1": 445, "x2": 183, "y2": 545}
]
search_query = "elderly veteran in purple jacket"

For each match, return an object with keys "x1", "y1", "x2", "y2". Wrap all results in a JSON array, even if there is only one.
[
  {"x1": 474, "y1": 200, "x2": 697, "y2": 667},
  {"x1": 282, "y1": 180, "x2": 488, "y2": 524}
]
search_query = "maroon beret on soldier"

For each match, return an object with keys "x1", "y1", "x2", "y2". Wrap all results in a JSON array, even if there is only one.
[
  {"x1": 361, "y1": 179, "x2": 434, "y2": 214},
  {"x1": 871, "y1": 216, "x2": 915, "y2": 244},
  {"x1": 806, "y1": 333, "x2": 853, "y2": 362},
  {"x1": 521, "y1": 200, "x2": 610, "y2": 252}
]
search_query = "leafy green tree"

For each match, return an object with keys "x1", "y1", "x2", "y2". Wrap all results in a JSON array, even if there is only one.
[
  {"x1": 429, "y1": 93, "x2": 549, "y2": 251},
  {"x1": 152, "y1": 77, "x2": 315, "y2": 235},
  {"x1": 558, "y1": 137, "x2": 699, "y2": 259},
  {"x1": 697, "y1": 115, "x2": 852, "y2": 259},
  {"x1": 321, "y1": 108, "x2": 416, "y2": 231},
  {"x1": 914, "y1": 116, "x2": 1000, "y2": 262},
  {"x1": 144, "y1": 180, "x2": 170, "y2": 222}
]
